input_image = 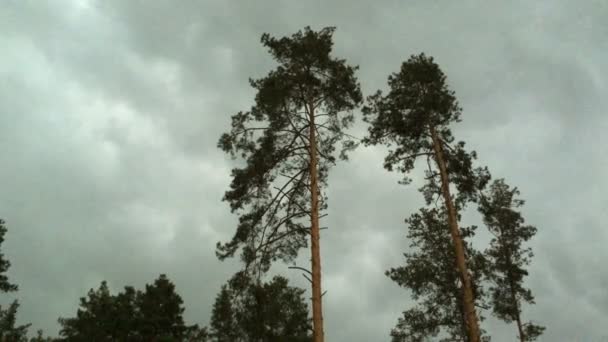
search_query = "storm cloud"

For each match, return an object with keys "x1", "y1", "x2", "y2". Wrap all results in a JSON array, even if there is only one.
[{"x1": 1, "y1": 1, "x2": 607, "y2": 340}]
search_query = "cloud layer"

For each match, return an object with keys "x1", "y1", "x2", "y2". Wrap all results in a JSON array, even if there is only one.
[{"x1": 1, "y1": 1, "x2": 607, "y2": 340}]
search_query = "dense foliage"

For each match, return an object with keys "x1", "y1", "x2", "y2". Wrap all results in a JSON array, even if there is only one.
[
  {"x1": 210, "y1": 274, "x2": 311, "y2": 342},
  {"x1": 57, "y1": 275, "x2": 202, "y2": 341}
]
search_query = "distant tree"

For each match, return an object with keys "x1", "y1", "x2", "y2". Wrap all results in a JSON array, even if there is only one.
[
  {"x1": 210, "y1": 274, "x2": 312, "y2": 341},
  {"x1": 58, "y1": 274, "x2": 195, "y2": 341},
  {"x1": 478, "y1": 179, "x2": 545, "y2": 341},
  {"x1": 29, "y1": 329, "x2": 56, "y2": 342},
  {"x1": 387, "y1": 207, "x2": 490, "y2": 342},
  {"x1": 58, "y1": 281, "x2": 124, "y2": 340},
  {"x1": 217, "y1": 26, "x2": 362, "y2": 342},
  {"x1": 137, "y1": 274, "x2": 188, "y2": 340},
  {"x1": 209, "y1": 285, "x2": 239, "y2": 342},
  {"x1": 363, "y1": 53, "x2": 490, "y2": 342},
  {"x1": 0, "y1": 219, "x2": 31, "y2": 341},
  {"x1": 0, "y1": 220, "x2": 17, "y2": 293},
  {"x1": 184, "y1": 324, "x2": 210, "y2": 342}
]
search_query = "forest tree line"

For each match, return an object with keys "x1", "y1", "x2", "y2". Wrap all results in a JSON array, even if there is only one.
[{"x1": 1, "y1": 26, "x2": 544, "y2": 341}]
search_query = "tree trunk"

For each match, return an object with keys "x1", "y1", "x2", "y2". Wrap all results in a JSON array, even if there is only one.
[
  {"x1": 430, "y1": 126, "x2": 481, "y2": 342},
  {"x1": 308, "y1": 101, "x2": 324, "y2": 342},
  {"x1": 515, "y1": 304, "x2": 525, "y2": 342},
  {"x1": 505, "y1": 249, "x2": 525, "y2": 342}
]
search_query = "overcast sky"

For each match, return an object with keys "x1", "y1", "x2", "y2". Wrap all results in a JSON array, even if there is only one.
[{"x1": 1, "y1": 1, "x2": 607, "y2": 340}]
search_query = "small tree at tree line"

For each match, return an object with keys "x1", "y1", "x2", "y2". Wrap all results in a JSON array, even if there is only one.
[
  {"x1": 57, "y1": 274, "x2": 204, "y2": 341},
  {"x1": 217, "y1": 26, "x2": 362, "y2": 342},
  {"x1": 0, "y1": 219, "x2": 32, "y2": 341},
  {"x1": 209, "y1": 274, "x2": 311, "y2": 341},
  {"x1": 363, "y1": 53, "x2": 491, "y2": 342}
]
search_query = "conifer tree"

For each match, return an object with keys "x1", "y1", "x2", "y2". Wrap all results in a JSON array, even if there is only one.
[
  {"x1": 209, "y1": 285, "x2": 239, "y2": 342},
  {"x1": 29, "y1": 329, "x2": 56, "y2": 342},
  {"x1": 479, "y1": 179, "x2": 545, "y2": 341},
  {"x1": 58, "y1": 275, "x2": 195, "y2": 341},
  {"x1": 137, "y1": 274, "x2": 188, "y2": 340},
  {"x1": 0, "y1": 219, "x2": 17, "y2": 293},
  {"x1": 387, "y1": 207, "x2": 489, "y2": 342},
  {"x1": 209, "y1": 274, "x2": 311, "y2": 342},
  {"x1": 217, "y1": 26, "x2": 362, "y2": 342},
  {"x1": 0, "y1": 301, "x2": 30, "y2": 341},
  {"x1": 363, "y1": 53, "x2": 490, "y2": 342},
  {"x1": 0, "y1": 219, "x2": 31, "y2": 341}
]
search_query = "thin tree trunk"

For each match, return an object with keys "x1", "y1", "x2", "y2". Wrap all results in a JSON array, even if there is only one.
[
  {"x1": 514, "y1": 300, "x2": 525, "y2": 342},
  {"x1": 308, "y1": 101, "x2": 324, "y2": 342},
  {"x1": 505, "y1": 249, "x2": 525, "y2": 342},
  {"x1": 430, "y1": 126, "x2": 481, "y2": 342}
]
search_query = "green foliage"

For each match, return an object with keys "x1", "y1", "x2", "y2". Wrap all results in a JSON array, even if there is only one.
[
  {"x1": 362, "y1": 53, "x2": 460, "y2": 179},
  {"x1": 209, "y1": 274, "x2": 312, "y2": 341},
  {"x1": 184, "y1": 325, "x2": 210, "y2": 342},
  {"x1": 0, "y1": 300, "x2": 31, "y2": 341},
  {"x1": 57, "y1": 280, "x2": 130, "y2": 340},
  {"x1": 0, "y1": 219, "x2": 18, "y2": 293},
  {"x1": 387, "y1": 207, "x2": 489, "y2": 342},
  {"x1": 137, "y1": 274, "x2": 188, "y2": 339},
  {"x1": 0, "y1": 219, "x2": 32, "y2": 340},
  {"x1": 209, "y1": 285, "x2": 239, "y2": 342},
  {"x1": 29, "y1": 329, "x2": 56, "y2": 342},
  {"x1": 217, "y1": 26, "x2": 362, "y2": 275},
  {"x1": 58, "y1": 274, "x2": 195, "y2": 341},
  {"x1": 364, "y1": 54, "x2": 492, "y2": 341},
  {"x1": 479, "y1": 179, "x2": 545, "y2": 341},
  {"x1": 362, "y1": 53, "x2": 489, "y2": 196}
]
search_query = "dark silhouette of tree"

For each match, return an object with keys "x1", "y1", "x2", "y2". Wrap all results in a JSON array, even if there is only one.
[
  {"x1": 0, "y1": 219, "x2": 31, "y2": 341},
  {"x1": 363, "y1": 53, "x2": 490, "y2": 342},
  {"x1": 29, "y1": 329, "x2": 56, "y2": 342},
  {"x1": 184, "y1": 325, "x2": 210, "y2": 342},
  {"x1": 387, "y1": 207, "x2": 490, "y2": 342},
  {"x1": 58, "y1": 274, "x2": 196, "y2": 341},
  {"x1": 217, "y1": 26, "x2": 362, "y2": 342},
  {"x1": 209, "y1": 274, "x2": 312, "y2": 341},
  {"x1": 0, "y1": 220, "x2": 17, "y2": 294},
  {"x1": 209, "y1": 285, "x2": 239, "y2": 342},
  {"x1": 0, "y1": 301, "x2": 30, "y2": 341},
  {"x1": 57, "y1": 281, "x2": 128, "y2": 341},
  {"x1": 479, "y1": 179, "x2": 545, "y2": 341},
  {"x1": 137, "y1": 274, "x2": 188, "y2": 340}
]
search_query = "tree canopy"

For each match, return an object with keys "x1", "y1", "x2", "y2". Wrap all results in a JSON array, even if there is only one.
[
  {"x1": 0, "y1": 219, "x2": 32, "y2": 341},
  {"x1": 479, "y1": 179, "x2": 545, "y2": 341},
  {"x1": 57, "y1": 274, "x2": 201, "y2": 341},
  {"x1": 209, "y1": 274, "x2": 311, "y2": 342},
  {"x1": 217, "y1": 25, "x2": 362, "y2": 342}
]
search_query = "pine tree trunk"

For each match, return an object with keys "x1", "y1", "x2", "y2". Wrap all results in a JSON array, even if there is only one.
[
  {"x1": 505, "y1": 250, "x2": 525, "y2": 342},
  {"x1": 308, "y1": 101, "x2": 325, "y2": 342},
  {"x1": 515, "y1": 310, "x2": 525, "y2": 342},
  {"x1": 430, "y1": 126, "x2": 481, "y2": 342}
]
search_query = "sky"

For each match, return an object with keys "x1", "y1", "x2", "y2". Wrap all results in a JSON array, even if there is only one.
[{"x1": 1, "y1": 0, "x2": 607, "y2": 340}]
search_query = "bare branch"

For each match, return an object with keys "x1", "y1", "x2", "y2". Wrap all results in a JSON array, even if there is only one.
[{"x1": 288, "y1": 266, "x2": 313, "y2": 276}]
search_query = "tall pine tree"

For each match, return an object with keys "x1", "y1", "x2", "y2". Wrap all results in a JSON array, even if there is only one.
[
  {"x1": 217, "y1": 26, "x2": 362, "y2": 342},
  {"x1": 363, "y1": 53, "x2": 490, "y2": 342},
  {"x1": 479, "y1": 179, "x2": 544, "y2": 341}
]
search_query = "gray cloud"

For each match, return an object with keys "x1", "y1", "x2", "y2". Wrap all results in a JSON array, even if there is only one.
[{"x1": 1, "y1": 0, "x2": 607, "y2": 340}]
